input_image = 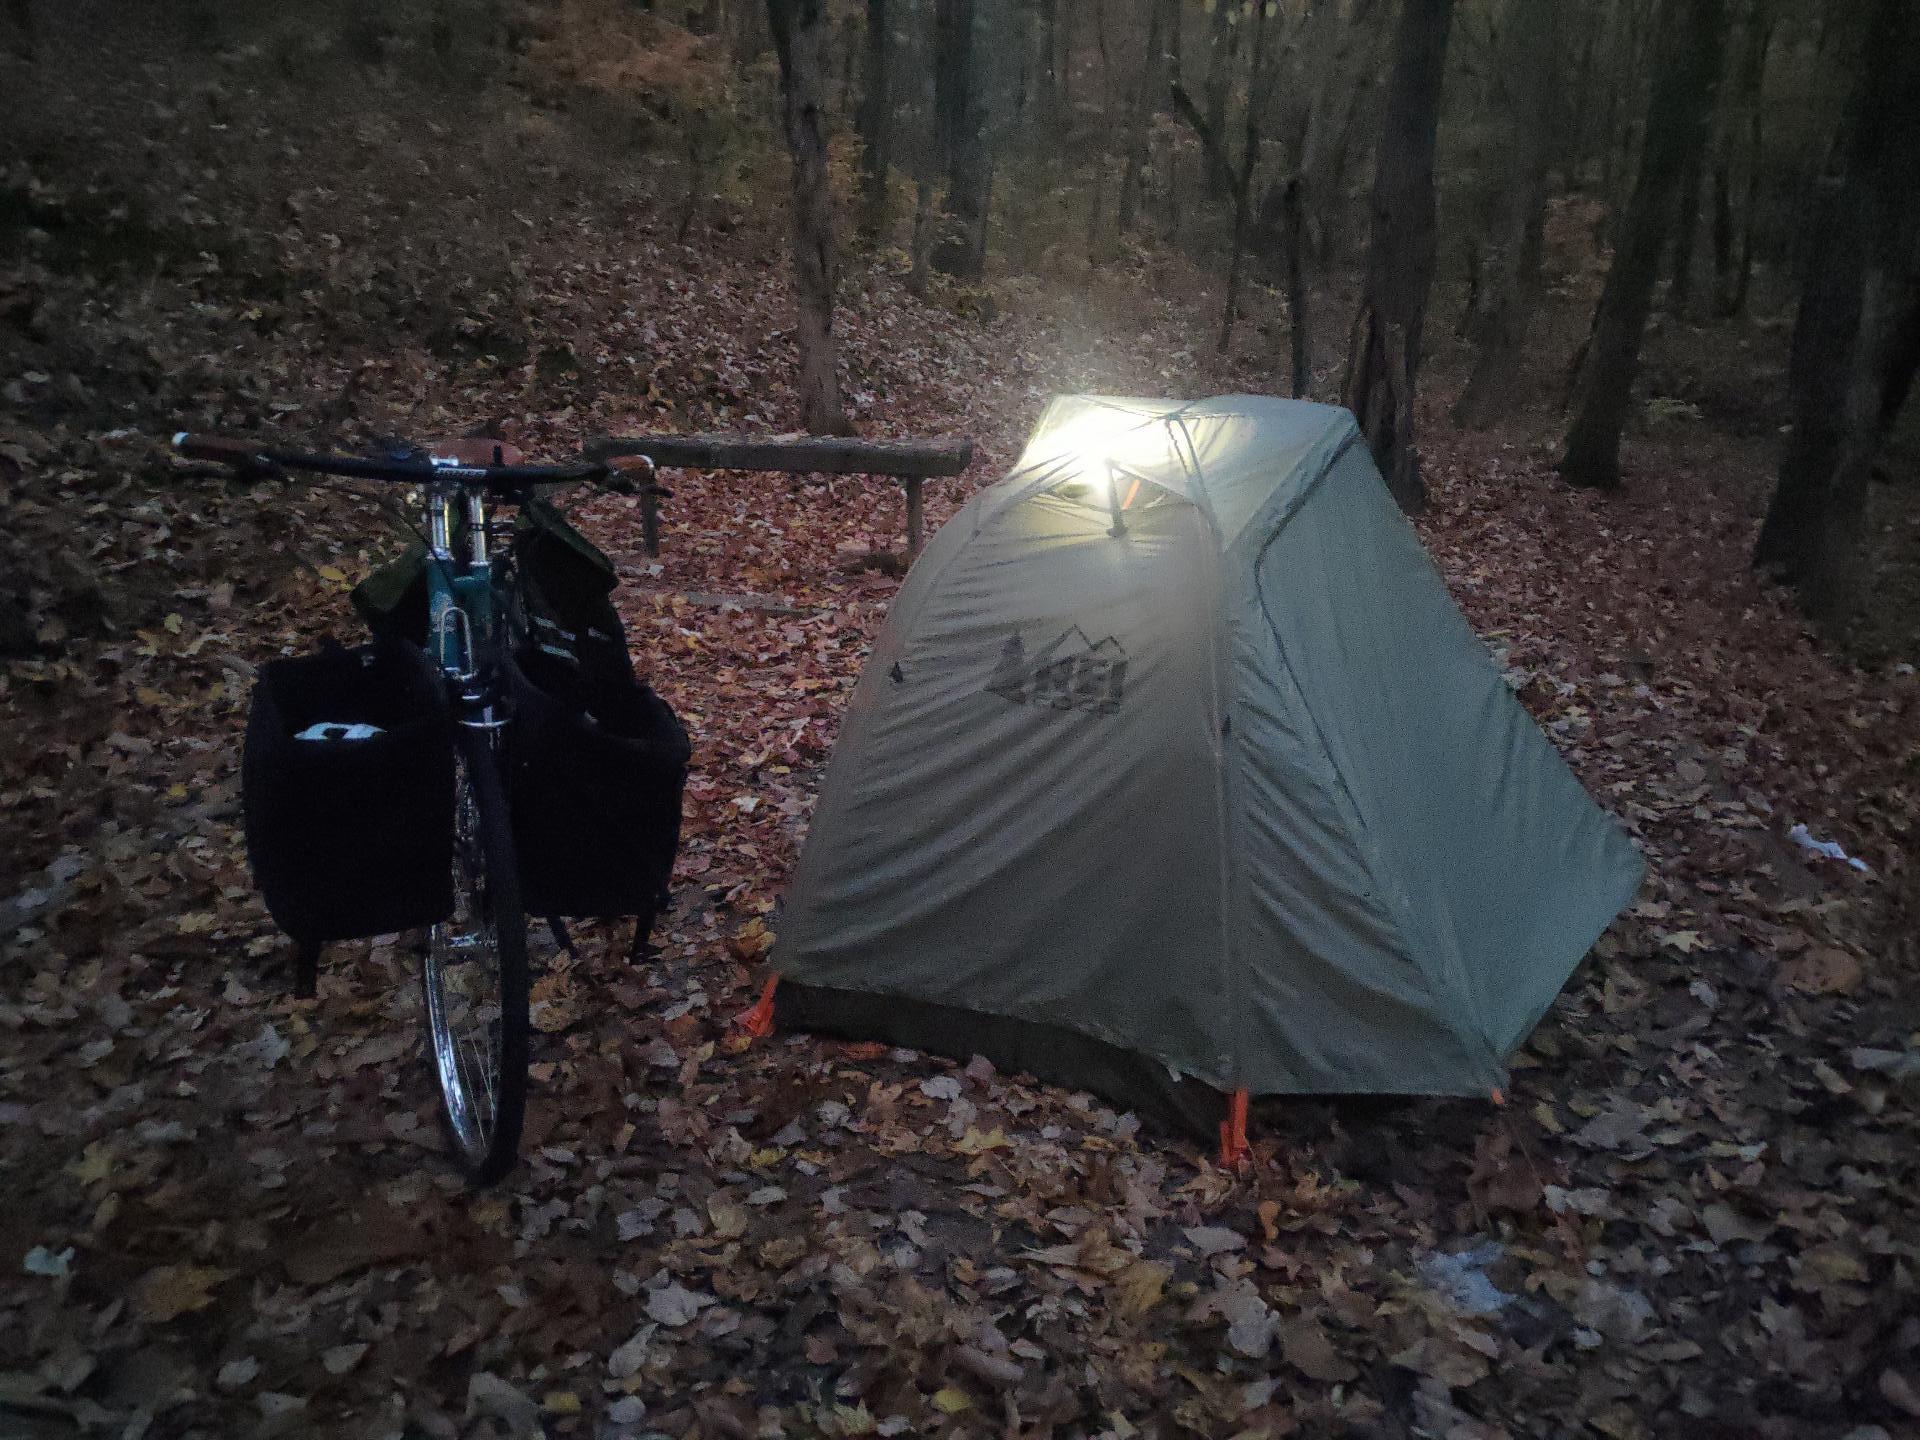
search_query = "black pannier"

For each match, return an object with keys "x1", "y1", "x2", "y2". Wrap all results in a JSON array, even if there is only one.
[
  {"x1": 242, "y1": 640, "x2": 455, "y2": 945},
  {"x1": 505, "y1": 648, "x2": 689, "y2": 928},
  {"x1": 353, "y1": 499, "x2": 629, "y2": 685},
  {"x1": 504, "y1": 497, "x2": 632, "y2": 683},
  {"x1": 351, "y1": 541, "x2": 430, "y2": 645}
]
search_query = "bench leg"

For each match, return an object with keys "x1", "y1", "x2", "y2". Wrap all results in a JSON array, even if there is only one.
[
  {"x1": 904, "y1": 477, "x2": 923, "y2": 558},
  {"x1": 641, "y1": 488, "x2": 661, "y2": 557}
]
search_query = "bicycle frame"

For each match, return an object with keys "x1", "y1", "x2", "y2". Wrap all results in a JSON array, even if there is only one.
[{"x1": 423, "y1": 483, "x2": 504, "y2": 727}]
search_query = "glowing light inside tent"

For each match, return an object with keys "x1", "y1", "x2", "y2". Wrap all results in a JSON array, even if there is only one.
[{"x1": 1025, "y1": 409, "x2": 1179, "y2": 531}]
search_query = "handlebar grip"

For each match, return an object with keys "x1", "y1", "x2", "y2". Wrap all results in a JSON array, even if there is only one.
[{"x1": 173, "y1": 432, "x2": 266, "y2": 464}]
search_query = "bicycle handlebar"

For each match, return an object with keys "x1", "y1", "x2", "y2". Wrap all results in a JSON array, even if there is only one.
[{"x1": 172, "y1": 432, "x2": 660, "y2": 496}]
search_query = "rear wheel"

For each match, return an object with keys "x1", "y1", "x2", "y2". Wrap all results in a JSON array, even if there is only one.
[{"x1": 423, "y1": 723, "x2": 529, "y2": 1184}]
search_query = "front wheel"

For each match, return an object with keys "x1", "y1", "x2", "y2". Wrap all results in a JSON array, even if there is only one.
[{"x1": 423, "y1": 723, "x2": 529, "y2": 1184}]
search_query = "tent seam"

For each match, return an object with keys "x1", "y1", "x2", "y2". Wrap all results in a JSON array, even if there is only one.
[
  {"x1": 1168, "y1": 412, "x2": 1239, "y2": 1088},
  {"x1": 1247, "y1": 432, "x2": 1476, "y2": 1070}
]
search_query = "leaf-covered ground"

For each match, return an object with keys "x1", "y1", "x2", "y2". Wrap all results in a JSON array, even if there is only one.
[{"x1": 3, "y1": 28, "x2": 1918, "y2": 1440}]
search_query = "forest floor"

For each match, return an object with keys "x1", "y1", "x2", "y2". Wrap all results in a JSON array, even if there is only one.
[{"x1": 3, "y1": 17, "x2": 1920, "y2": 1440}]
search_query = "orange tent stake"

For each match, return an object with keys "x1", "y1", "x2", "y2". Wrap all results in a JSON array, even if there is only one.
[
  {"x1": 1218, "y1": 1088, "x2": 1251, "y2": 1169},
  {"x1": 738, "y1": 974, "x2": 779, "y2": 1038}
]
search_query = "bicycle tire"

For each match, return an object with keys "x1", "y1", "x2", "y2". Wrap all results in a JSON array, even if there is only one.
[{"x1": 422, "y1": 723, "x2": 530, "y2": 1184}]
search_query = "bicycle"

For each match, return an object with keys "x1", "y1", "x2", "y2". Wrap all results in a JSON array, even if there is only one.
[{"x1": 175, "y1": 432, "x2": 659, "y2": 1183}]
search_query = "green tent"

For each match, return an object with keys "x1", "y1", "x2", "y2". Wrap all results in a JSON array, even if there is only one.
[{"x1": 765, "y1": 396, "x2": 1642, "y2": 1138}]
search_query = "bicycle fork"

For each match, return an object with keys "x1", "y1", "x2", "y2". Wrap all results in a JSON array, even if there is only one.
[{"x1": 428, "y1": 484, "x2": 506, "y2": 732}]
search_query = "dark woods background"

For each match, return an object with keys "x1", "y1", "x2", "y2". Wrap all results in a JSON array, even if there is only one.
[
  {"x1": 754, "y1": 0, "x2": 1918, "y2": 634},
  {"x1": 3, "y1": 8, "x2": 1919, "y2": 1433},
  {"x1": 3, "y1": 0, "x2": 1917, "y2": 641}
]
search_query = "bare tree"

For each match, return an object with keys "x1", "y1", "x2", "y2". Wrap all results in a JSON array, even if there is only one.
[
  {"x1": 1715, "y1": 0, "x2": 1775, "y2": 318},
  {"x1": 1202, "y1": 0, "x2": 1238, "y2": 142},
  {"x1": 1118, "y1": 0, "x2": 1176, "y2": 234},
  {"x1": 1752, "y1": 0, "x2": 1920, "y2": 624},
  {"x1": 1452, "y1": 0, "x2": 1559, "y2": 429},
  {"x1": 1669, "y1": 153, "x2": 1709, "y2": 314},
  {"x1": 1269, "y1": 176, "x2": 1311, "y2": 398},
  {"x1": 1037, "y1": 0, "x2": 1062, "y2": 122},
  {"x1": 1169, "y1": 0, "x2": 1273, "y2": 353},
  {"x1": 1297, "y1": 0, "x2": 1384, "y2": 268},
  {"x1": 767, "y1": 0, "x2": 853, "y2": 435},
  {"x1": 933, "y1": 0, "x2": 992, "y2": 279},
  {"x1": 1560, "y1": 0, "x2": 1724, "y2": 491},
  {"x1": 1342, "y1": 0, "x2": 1455, "y2": 513},
  {"x1": 857, "y1": 0, "x2": 891, "y2": 241},
  {"x1": 6, "y1": 0, "x2": 34, "y2": 60}
]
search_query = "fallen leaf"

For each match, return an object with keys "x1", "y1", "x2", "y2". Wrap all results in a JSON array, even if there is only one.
[
  {"x1": 1114, "y1": 1259, "x2": 1169, "y2": 1319},
  {"x1": 645, "y1": 1282, "x2": 713, "y2": 1327},
  {"x1": 608, "y1": 1323, "x2": 656, "y2": 1379},
  {"x1": 133, "y1": 1265, "x2": 234, "y2": 1323},
  {"x1": 707, "y1": 1195, "x2": 748, "y2": 1240},
  {"x1": 1701, "y1": 1204, "x2": 1770, "y2": 1247},
  {"x1": 1183, "y1": 1225, "x2": 1246, "y2": 1257},
  {"x1": 1279, "y1": 1317, "x2": 1356, "y2": 1383},
  {"x1": 1880, "y1": 1369, "x2": 1920, "y2": 1419},
  {"x1": 283, "y1": 1207, "x2": 430, "y2": 1285},
  {"x1": 466, "y1": 1372, "x2": 541, "y2": 1437},
  {"x1": 1468, "y1": 1128, "x2": 1542, "y2": 1212},
  {"x1": 953, "y1": 1126, "x2": 1009, "y2": 1154},
  {"x1": 1781, "y1": 947, "x2": 1862, "y2": 995}
]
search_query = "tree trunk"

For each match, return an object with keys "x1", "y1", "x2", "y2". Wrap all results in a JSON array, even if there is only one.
[
  {"x1": 933, "y1": 0, "x2": 991, "y2": 280},
  {"x1": 1087, "y1": 157, "x2": 1107, "y2": 264},
  {"x1": 767, "y1": 0, "x2": 853, "y2": 436},
  {"x1": 1118, "y1": 0, "x2": 1173, "y2": 235},
  {"x1": 1217, "y1": 0, "x2": 1273, "y2": 352},
  {"x1": 1300, "y1": 0, "x2": 1382, "y2": 267},
  {"x1": 1282, "y1": 176, "x2": 1310, "y2": 398},
  {"x1": 7, "y1": 0, "x2": 35, "y2": 60},
  {"x1": 1055, "y1": 0, "x2": 1072, "y2": 115},
  {"x1": 1669, "y1": 0, "x2": 1728, "y2": 318},
  {"x1": 1720, "y1": 0, "x2": 1775, "y2": 317},
  {"x1": 1341, "y1": 0, "x2": 1455, "y2": 513},
  {"x1": 1564, "y1": 6, "x2": 1601, "y2": 187},
  {"x1": 1669, "y1": 148, "x2": 1706, "y2": 313},
  {"x1": 1038, "y1": 0, "x2": 1061, "y2": 122},
  {"x1": 1753, "y1": 0, "x2": 1920, "y2": 625},
  {"x1": 857, "y1": 0, "x2": 890, "y2": 241},
  {"x1": 1202, "y1": 0, "x2": 1236, "y2": 150},
  {"x1": 1454, "y1": 0, "x2": 1560, "y2": 428},
  {"x1": 1710, "y1": 139, "x2": 1735, "y2": 303},
  {"x1": 907, "y1": 175, "x2": 935, "y2": 296},
  {"x1": 1560, "y1": 0, "x2": 1724, "y2": 491}
]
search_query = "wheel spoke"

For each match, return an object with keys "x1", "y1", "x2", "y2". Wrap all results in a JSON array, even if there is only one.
[{"x1": 422, "y1": 733, "x2": 525, "y2": 1180}]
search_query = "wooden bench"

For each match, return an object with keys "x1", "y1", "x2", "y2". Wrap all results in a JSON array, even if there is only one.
[{"x1": 585, "y1": 433, "x2": 976, "y2": 559}]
